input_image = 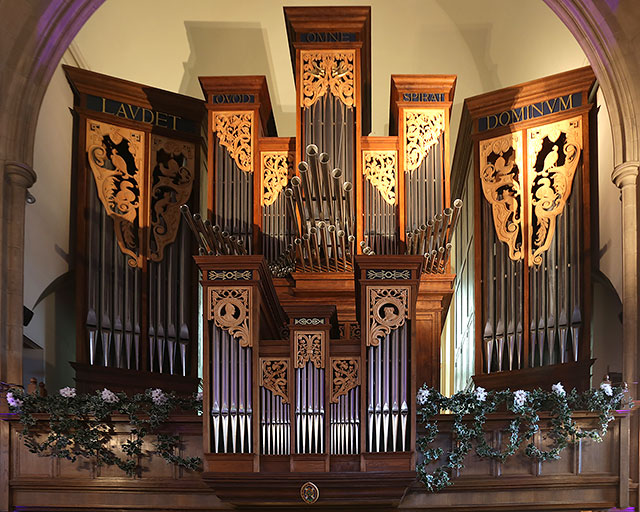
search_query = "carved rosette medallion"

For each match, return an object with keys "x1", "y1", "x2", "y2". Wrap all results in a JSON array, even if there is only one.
[
  {"x1": 404, "y1": 109, "x2": 445, "y2": 173},
  {"x1": 261, "y1": 151, "x2": 294, "y2": 206},
  {"x1": 300, "y1": 50, "x2": 356, "y2": 108},
  {"x1": 260, "y1": 358, "x2": 289, "y2": 404},
  {"x1": 527, "y1": 116, "x2": 582, "y2": 266},
  {"x1": 362, "y1": 150, "x2": 397, "y2": 205},
  {"x1": 214, "y1": 112, "x2": 253, "y2": 172},
  {"x1": 479, "y1": 132, "x2": 524, "y2": 261},
  {"x1": 330, "y1": 358, "x2": 360, "y2": 403},
  {"x1": 86, "y1": 119, "x2": 144, "y2": 267},
  {"x1": 207, "y1": 287, "x2": 251, "y2": 347},
  {"x1": 300, "y1": 482, "x2": 319, "y2": 504},
  {"x1": 366, "y1": 286, "x2": 410, "y2": 347},
  {"x1": 149, "y1": 136, "x2": 195, "y2": 262},
  {"x1": 294, "y1": 331, "x2": 325, "y2": 369}
]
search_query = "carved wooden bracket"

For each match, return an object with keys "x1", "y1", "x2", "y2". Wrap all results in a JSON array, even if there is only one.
[
  {"x1": 294, "y1": 331, "x2": 325, "y2": 369},
  {"x1": 403, "y1": 109, "x2": 445, "y2": 173},
  {"x1": 214, "y1": 111, "x2": 253, "y2": 173},
  {"x1": 207, "y1": 286, "x2": 252, "y2": 347},
  {"x1": 366, "y1": 286, "x2": 409, "y2": 346},
  {"x1": 261, "y1": 151, "x2": 294, "y2": 206},
  {"x1": 363, "y1": 150, "x2": 397, "y2": 205},
  {"x1": 260, "y1": 357, "x2": 289, "y2": 404},
  {"x1": 329, "y1": 357, "x2": 360, "y2": 403},
  {"x1": 300, "y1": 50, "x2": 356, "y2": 108}
]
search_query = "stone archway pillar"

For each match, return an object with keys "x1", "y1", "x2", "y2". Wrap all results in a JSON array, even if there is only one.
[{"x1": 612, "y1": 162, "x2": 640, "y2": 393}]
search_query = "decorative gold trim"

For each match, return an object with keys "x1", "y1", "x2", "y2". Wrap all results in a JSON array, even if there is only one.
[
  {"x1": 329, "y1": 358, "x2": 360, "y2": 404},
  {"x1": 213, "y1": 111, "x2": 253, "y2": 173},
  {"x1": 149, "y1": 136, "x2": 195, "y2": 262},
  {"x1": 260, "y1": 358, "x2": 289, "y2": 404},
  {"x1": 527, "y1": 116, "x2": 582, "y2": 266},
  {"x1": 294, "y1": 331, "x2": 325, "y2": 369},
  {"x1": 207, "y1": 287, "x2": 251, "y2": 347},
  {"x1": 86, "y1": 119, "x2": 144, "y2": 268},
  {"x1": 366, "y1": 286, "x2": 409, "y2": 347},
  {"x1": 261, "y1": 151, "x2": 294, "y2": 206},
  {"x1": 300, "y1": 50, "x2": 356, "y2": 108},
  {"x1": 362, "y1": 150, "x2": 397, "y2": 206},
  {"x1": 404, "y1": 109, "x2": 445, "y2": 173},
  {"x1": 479, "y1": 132, "x2": 524, "y2": 261}
]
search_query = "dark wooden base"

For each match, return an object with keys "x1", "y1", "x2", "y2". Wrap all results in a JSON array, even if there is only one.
[
  {"x1": 472, "y1": 358, "x2": 595, "y2": 392},
  {"x1": 201, "y1": 471, "x2": 416, "y2": 509},
  {"x1": 71, "y1": 361, "x2": 200, "y2": 396}
]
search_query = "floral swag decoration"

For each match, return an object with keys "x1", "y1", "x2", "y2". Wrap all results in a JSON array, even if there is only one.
[
  {"x1": 5, "y1": 386, "x2": 203, "y2": 476},
  {"x1": 415, "y1": 381, "x2": 629, "y2": 492}
]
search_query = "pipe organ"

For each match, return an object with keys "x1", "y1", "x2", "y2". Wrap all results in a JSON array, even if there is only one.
[
  {"x1": 460, "y1": 68, "x2": 596, "y2": 391},
  {"x1": 65, "y1": 67, "x2": 203, "y2": 393}
]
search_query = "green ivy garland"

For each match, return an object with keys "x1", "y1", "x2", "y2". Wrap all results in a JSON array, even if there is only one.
[
  {"x1": 5, "y1": 387, "x2": 202, "y2": 476},
  {"x1": 416, "y1": 383, "x2": 629, "y2": 492}
]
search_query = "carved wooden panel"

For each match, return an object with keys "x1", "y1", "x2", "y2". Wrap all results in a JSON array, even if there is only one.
[
  {"x1": 363, "y1": 150, "x2": 397, "y2": 205},
  {"x1": 294, "y1": 331, "x2": 325, "y2": 369},
  {"x1": 366, "y1": 286, "x2": 410, "y2": 347},
  {"x1": 300, "y1": 50, "x2": 356, "y2": 108},
  {"x1": 214, "y1": 111, "x2": 254, "y2": 172},
  {"x1": 261, "y1": 151, "x2": 294, "y2": 206},
  {"x1": 329, "y1": 357, "x2": 360, "y2": 403},
  {"x1": 260, "y1": 357, "x2": 290, "y2": 404},
  {"x1": 403, "y1": 109, "x2": 445, "y2": 173},
  {"x1": 207, "y1": 287, "x2": 252, "y2": 347}
]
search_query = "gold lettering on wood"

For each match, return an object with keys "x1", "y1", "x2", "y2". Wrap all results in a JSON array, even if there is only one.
[
  {"x1": 366, "y1": 286, "x2": 409, "y2": 347},
  {"x1": 214, "y1": 112, "x2": 253, "y2": 173},
  {"x1": 294, "y1": 331, "x2": 325, "y2": 369},
  {"x1": 362, "y1": 150, "x2": 397, "y2": 206},
  {"x1": 261, "y1": 151, "x2": 293, "y2": 206},
  {"x1": 479, "y1": 132, "x2": 524, "y2": 261},
  {"x1": 300, "y1": 50, "x2": 356, "y2": 108},
  {"x1": 404, "y1": 109, "x2": 445, "y2": 173},
  {"x1": 260, "y1": 358, "x2": 290, "y2": 404},
  {"x1": 527, "y1": 116, "x2": 582, "y2": 266},
  {"x1": 149, "y1": 136, "x2": 195, "y2": 262},
  {"x1": 207, "y1": 287, "x2": 251, "y2": 347},
  {"x1": 330, "y1": 358, "x2": 360, "y2": 403},
  {"x1": 86, "y1": 119, "x2": 144, "y2": 268}
]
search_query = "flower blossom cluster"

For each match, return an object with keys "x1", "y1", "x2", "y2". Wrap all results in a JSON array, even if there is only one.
[
  {"x1": 474, "y1": 387, "x2": 487, "y2": 402},
  {"x1": 150, "y1": 388, "x2": 168, "y2": 405},
  {"x1": 59, "y1": 387, "x2": 76, "y2": 398},
  {"x1": 416, "y1": 387, "x2": 430, "y2": 405},
  {"x1": 195, "y1": 391, "x2": 203, "y2": 402},
  {"x1": 600, "y1": 382, "x2": 613, "y2": 396},
  {"x1": 101, "y1": 388, "x2": 119, "y2": 404},
  {"x1": 6, "y1": 391, "x2": 23, "y2": 410},
  {"x1": 552, "y1": 382, "x2": 565, "y2": 396},
  {"x1": 513, "y1": 389, "x2": 528, "y2": 408}
]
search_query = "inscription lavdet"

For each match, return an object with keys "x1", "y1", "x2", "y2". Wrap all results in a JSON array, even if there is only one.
[
  {"x1": 478, "y1": 93, "x2": 581, "y2": 132},
  {"x1": 86, "y1": 94, "x2": 198, "y2": 134}
]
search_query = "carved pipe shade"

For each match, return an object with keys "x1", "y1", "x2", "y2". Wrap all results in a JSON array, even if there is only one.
[
  {"x1": 479, "y1": 116, "x2": 582, "y2": 267},
  {"x1": 362, "y1": 150, "x2": 397, "y2": 206},
  {"x1": 300, "y1": 50, "x2": 356, "y2": 108},
  {"x1": 403, "y1": 109, "x2": 445, "y2": 173},
  {"x1": 294, "y1": 331, "x2": 326, "y2": 369},
  {"x1": 207, "y1": 287, "x2": 252, "y2": 347},
  {"x1": 329, "y1": 357, "x2": 360, "y2": 403},
  {"x1": 261, "y1": 151, "x2": 294, "y2": 206},
  {"x1": 214, "y1": 111, "x2": 254, "y2": 173},
  {"x1": 260, "y1": 357, "x2": 290, "y2": 404},
  {"x1": 366, "y1": 286, "x2": 409, "y2": 347}
]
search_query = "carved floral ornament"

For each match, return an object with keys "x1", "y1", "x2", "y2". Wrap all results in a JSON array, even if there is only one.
[
  {"x1": 214, "y1": 111, "x2": 253, "y2": 173},
  {"x1": 404, "y1": 109, "x2": 445, "y2": 173},
  {"x1": 366, "y1": 286, "x2": 410, "y2": 347},
  {"x1": 300, "y1": 50, "x2": 356, "y2": 108},
  {"x1": 330, "y1": 358, "x2": 360, "y2": 403},
  {"x1": 260, "y1": 358, "x2": 289, "y2": 404},
  {"x1": 207, "y1": 287, "x2": 252, "y2": 347},
  {"x1": 294, "y1": 331, "x2": 325, "y2": 369},
  {"x1": 362, "y1": 150, "x2": 397, "y2": 206},
  {"x1": 261, "y1": 151, "x2": 294, "y2": 206},
  {"x1": 479, "y1": 117, "x2": 582, "y2": 266}
]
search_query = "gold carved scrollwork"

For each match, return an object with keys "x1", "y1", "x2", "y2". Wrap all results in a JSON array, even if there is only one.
[
  {"x1": 260, "y1": 358, "x2": 289, "y2": 404},
  {"x1": 366, "y1": 286, "x2": 409, "y2": 347},
  {"x1": 527, "y1": 117, "x2": 582, "y2": 266},
  {"x1": 362, "y1": 150, "x2": 397, "y2": 206},
  {"x1": 207, "y1": 287, "x2": 251, "y2": 347},
  {"x1": 261, "y1": 151, "x2": 294, "y2": 206},
  {"x1": 86, "y1": 119, "x2": 144, "y2": 268},
  {"x1": 294, "y1": 331, "x2": 325, "y2": 369},
  {"x1": 330, "y1": 358, "x2": 360, "y2": 404},
  {"x1": 149, "y1": 136, "x2": 195, "y2": 262},
  {"x1": 404, "y1": 109, "x2": 445, "y2": 173},
  {"x1": 479, "y1": 132, "x2": 524, "y2": 261},
  {"x1": 214, "y1": 112, "x2": 253, "y2": 173},
  {"x1": 300, "y1": 50, "x2": 356, "y2": 108}
]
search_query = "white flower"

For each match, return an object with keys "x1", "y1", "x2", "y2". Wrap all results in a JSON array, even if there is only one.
[
  {"x1": 196, "y1": 391, "x2": 203, "y2": 401},
  {"x1": 513, "y1": 389, "x2": 528, "y2": 408},
  {"x1": 416, "y1": 388, "x2": 430, "y2": 405},
  {"x1": 552, "y1": 382, "x2": 565, "y2": 396},
  {"x1": 6, "y1": 391, "x2": 23, "y2": 409},
  {"x1": 474, "y1": 387, "x2": 487, "y2": 402},
  {"x1": 101, "y1": 388, "x2": 119, "y2": 404},
  {"x1": 600, "y1": 382, "x2": 613, "y2": 396},
  {"x1": 150, "y1": 388, "x2": 168, "y2": 405},
  {"x1": 59, "y1": 386, "x2": 76, "y2": 398}
]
